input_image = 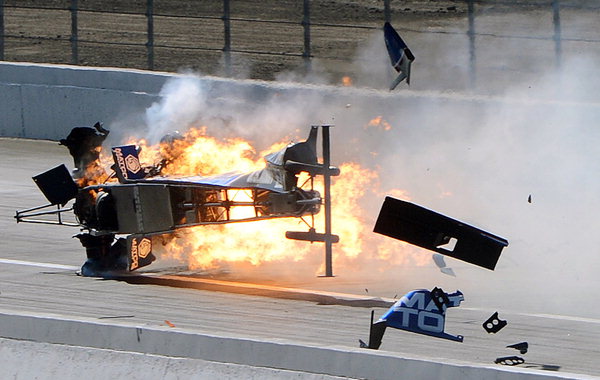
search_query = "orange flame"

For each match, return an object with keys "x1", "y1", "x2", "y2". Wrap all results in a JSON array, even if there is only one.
[
  {"x1": 366, "y1": 116, "x2": 392, "y2": 131},
  {"x1": 84, "y1": 125, "x2": 427, "y2": 273},
  {"x1": 342, "y1": 76, "x2": 353, "y2": 87},
  {"x1": 157, "y1": 162, "x2": 392, "y2": 271}
]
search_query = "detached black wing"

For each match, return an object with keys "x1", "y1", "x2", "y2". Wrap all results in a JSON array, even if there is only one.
[{"x1": 374, "y1": 196, "x2": 508, "y2": 270}]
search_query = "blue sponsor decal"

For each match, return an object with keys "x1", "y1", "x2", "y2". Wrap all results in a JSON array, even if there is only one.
[
  {"x1": 128, "y1": 235, "x2": 155, "y2": 271},
  {"x1": 111, "y1": 145, "x2": 145, "y2": 182},
  {"x1": 378, "y1": 289, "x2": 464, "y2": 342}
]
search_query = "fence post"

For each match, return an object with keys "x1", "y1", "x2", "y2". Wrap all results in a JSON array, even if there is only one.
[
  {"x1": 223, "y1": 0, "x2": 231, "y2": 76},
  {"x1": 70, "y1": 0, "x2": 78, "y2": 64},
  {"x1": 467, "y1": 0, "x2": 476, "y2": 88},
  {"x1": 302, "y1": 0, "x2": 311, "y2": 73},
  {"x1": 384, "y1": 0, "x2": 391, "y2": 23},
  {"x1": 146, "y1": 0, "x2": 154, "y2": 70},
  {"x1": 0, "y1": 0, "x2": 4, "y2": 61},
  {"x1": 552, "y1": 0, "x2": 561, "y2": 68}
]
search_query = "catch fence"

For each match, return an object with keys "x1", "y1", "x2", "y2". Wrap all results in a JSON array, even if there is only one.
[{"x1": 0, "y1": 0, "x2": 599, "y2": 88}]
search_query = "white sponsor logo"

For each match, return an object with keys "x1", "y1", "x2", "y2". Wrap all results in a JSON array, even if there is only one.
[
  {"x1": 390, "y1": 291, "x2": 463, "y2": 333},
  {"x1": 130, "y1": 237, "x2": 139, "y2": 270},
  {"x1": 138, "y1": 238, "x2": 152, "y2": 259},
  {"x1": 392, "y1": 307, "x2": 445, "y2": 333},
  {"x1": 113, "y1": 148, "x2": 128, "y2": 179},
  {"x1": 125, "y1": 154, "x2": 141, "y2": 174}
]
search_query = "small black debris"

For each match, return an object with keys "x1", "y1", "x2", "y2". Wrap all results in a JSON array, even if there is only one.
[
  {"x1": 483, "y1": 312, "x2": 507, "y2": 333},
  {"x1": 430, "y1": 287, "x2": 450, "y2": 312},
  {"x1": 98, "y1": 315, "x2": 135, "y2": 319},
  {"x1": 507, "y1": 342, "x2": 528, "y2": 354},
  {"x1": 528, "y1": 194, "x2": 532, "y2": 203},
  {"x1": 540, "y1": 364, "x2": 561, "y2": 371},
  {"x1": 495, "y1": 356, "x2": 524, "y2": 366}
]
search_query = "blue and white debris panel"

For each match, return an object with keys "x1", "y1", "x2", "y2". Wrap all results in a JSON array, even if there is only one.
[{"x1": 381, "y1": 288, "x2": 464, "y2": 342}]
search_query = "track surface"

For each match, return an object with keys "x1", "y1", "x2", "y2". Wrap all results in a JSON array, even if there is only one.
[{"x1": 1, "y1": 138, "x2": 600, "y2": 378}]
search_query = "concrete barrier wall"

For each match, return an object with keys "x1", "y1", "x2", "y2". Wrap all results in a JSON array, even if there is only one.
[
  {"x1": 0, "y1": 62, "x2": 170, "y2": 93},
  {"x1": 0, "y1": 338, "x2": 346, "y2": 380},
  {"x1": 0, "y1": 310, "x2": 587, "y2": 380},
  {"x1": 4, "y1": 61, "x2": 599, "y2": 144},
  {"x1": 0, "y1": 61, "x2": 532, "y2": 142},
  {"x1": 0, "y1": 62, "x2": 168, "y2": 139},
  {"x1": 0, "y1": 62, "x2": 317, "y2": 140}
]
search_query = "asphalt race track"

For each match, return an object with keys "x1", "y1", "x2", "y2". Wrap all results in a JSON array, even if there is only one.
[{"x1": 1, "y1": 138, "x2": 600, "y2": 378}]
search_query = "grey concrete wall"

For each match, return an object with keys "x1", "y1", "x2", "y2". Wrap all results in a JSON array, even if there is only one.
[
  {"x1": 4, "y1": 61, "x2": 599, "y2": 144},
  {"x1": 0, "y1": 338, "x2": 347, "y2": 380},
  {"x1": 0, "y1": 310, "x2": 588, "y2": 380},
  {"x1": 0, "y1": 62, "x2": 327, "y2": 140},
  {"x1": 0, "y1": 62, "x2": 170, "y2": 93},
  {"x1": 0, "y1": 62, "x2": 167, "y2": 139}
]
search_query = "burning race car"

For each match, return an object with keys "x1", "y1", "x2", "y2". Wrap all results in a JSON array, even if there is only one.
[{"x1": 16, "y1": 123, "x2": 340, "y2": 276}]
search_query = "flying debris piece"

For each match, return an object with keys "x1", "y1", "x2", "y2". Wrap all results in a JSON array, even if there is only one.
[
  {"x1": 495, "y1": 356, "x2": 525, "y2": 366},
  {"x1": 359, "y1": 310, "x2": 388, "y2": 349},
  {"x1": 432, "y1": 253, "x2": 446, "y2": 268},
  {"x1": 98, "y1": 315, "x2": 135, "y2": 319},
  {"x1": 59, "y1": 121, "x2": 109, "y2": 177},
  {"x1": 528, "y1": 194, "x2": 532, "y2": 203},
  {"x1": 360, "y1": 289, "x2": 464, "y2": 349},
  {"x1": 507, "y1": 342, "x2": 529, "y2": 354},
  {"x1": 32, "y1": 164, "x2": 78, "y2": 206},
  {"x1": 164, "y1": 320, "x2": 176, "y2": 328},
  {"x1": 430, "y1": 286, "x2": 450, "y2": 313},
  {"x1": 483, "y1": 312, "x2": 507, "y2": 334},
  {"x1": 383, "y1": 22, "x2": 414, "y2": 90},
  {"x1": 539, "y1": 365, "x2": 561, "y2": 371},
  {"x1": 432, "y1": 253, "x2": 456, "y2": 277},
  {"x1": 374, "y1": 196, "x2": 509, "y2": 270}
]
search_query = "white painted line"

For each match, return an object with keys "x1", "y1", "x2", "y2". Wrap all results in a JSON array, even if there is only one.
[
  {"x1": 460, "y1": 306, "x2": 600, "y2": 324},
  {"x1": 0, "y1": 258, "x2": 79, "y2": 271},
  {"x1": 4, "y1": 258, "x2": 600, "y2": 325},
  {"x1": 519, "y1": 312, "x2": 600, "y2": 325}
]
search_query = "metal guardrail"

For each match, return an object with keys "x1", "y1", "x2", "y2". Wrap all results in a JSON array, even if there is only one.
[{"x1": 0, "y1": 0, "x2": 598, "y2": 86}]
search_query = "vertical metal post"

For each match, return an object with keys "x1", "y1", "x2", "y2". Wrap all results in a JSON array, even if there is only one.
[
  {"x1": 467, "y1": 0, "x2": 476, "y2": 88},
  {"x1": 223, "y1": 0, "x2": 231, "y2": 76},
  {"x1": 0, "y1": 0, "x2": 4, "y2": 61},
  {"x1": 70, "y1": 0, "x2": 78, "y2": 64},
  {"x1": 302, "y1": 0, "x2": 311, "y2": 73},
  {"x1": 322, "y1": 125, "x2": 333, "y2": 277},
  {"x1": 384, "y1": 0, "x2": 391, "y2": 23},
  {"x1": 146, "y1": 0, "x2": 154, "y2": 70},
  {"x1": 552, "y1": 0, "x2": 562, "y2": 69}
]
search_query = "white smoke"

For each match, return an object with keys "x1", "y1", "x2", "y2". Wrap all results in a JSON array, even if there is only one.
[
  {"x1": 144, "y1": 75, "x2": 209, "y2": 144},
  {"x1": 107, "y1": 13, "x2": 600, "y2": 318}
]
